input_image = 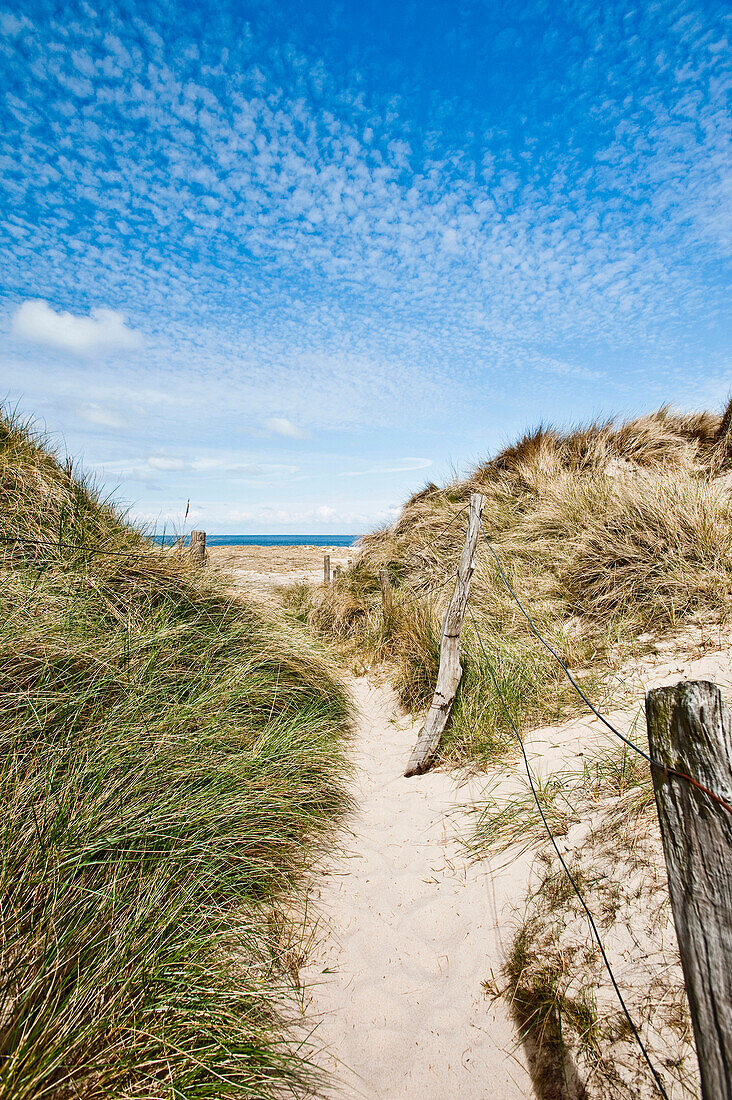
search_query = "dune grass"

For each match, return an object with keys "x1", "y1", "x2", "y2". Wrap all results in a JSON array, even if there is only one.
[
  {"x1": 467, "y1": 733, "x2": 697, "y2": 1098},
  {"x1": 289, "y1": 404, "x2": 732, "y2": 765},
  {"x1": 0, "y1": 413, "x2": 353, "y2": 1099},
  {"x1": 284, "y1": 404, "x2": 728, "y2": 1096},
  {"x1": 492, "y1": 754, "x2": 696, "y2": 1099}
]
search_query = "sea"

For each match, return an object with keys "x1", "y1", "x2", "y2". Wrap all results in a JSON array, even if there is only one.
[{"x1": 152, "y1": 534, "x2": 359, "y2": 547}]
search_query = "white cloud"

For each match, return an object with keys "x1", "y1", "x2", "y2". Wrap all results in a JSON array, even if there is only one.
[
  {"x1": 0, "y1": 12, "x2": 31, "y2": 36},
  {"x1": 132, "y1": 500, "x2": 401, "y2": 530},
  {"x1": 93, "y1": 453, "x2": 299, "y2": 482},
  {"x1": 338, "y1": 458, "x2": 433, "y2": 477},
  {"x1": 12, "y1": 300, "x2": 143, "y2": 356},
  {"x1": 78, "y1": 402, "x2": 127, "y2": 428},
  {"x1": 441, "y1": 227, "x2": 460, "y2": 254},
  {"x1": 2, "y1": 0, "x2": 729, "y2": 535},
  {"x1": 264, "y1": 416, "x2": 306, "y2": 438},
  {"x1": 147, "y1": 456, "x2": 186, "y2": 470}
]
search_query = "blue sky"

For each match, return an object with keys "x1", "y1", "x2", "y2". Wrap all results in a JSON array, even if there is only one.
[{"x1": 1, "y1": 0, "x2": 730, "y2": 533}]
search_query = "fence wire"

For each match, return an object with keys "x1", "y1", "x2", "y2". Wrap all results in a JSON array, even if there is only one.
[
  {"x1": 465, "y1": 601, "x2": 671, "y2": 1100},
  {"x1": 479, "y1": 521, "x2": 732, "y2": 818}
]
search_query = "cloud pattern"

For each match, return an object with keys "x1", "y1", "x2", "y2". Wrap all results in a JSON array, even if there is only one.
[{"x1": 0, "y1": 0, "x2": 729, "y2": 529}]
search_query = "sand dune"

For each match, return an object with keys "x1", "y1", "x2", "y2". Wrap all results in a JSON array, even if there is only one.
[
  {"x1": 299, "y1": 631, "x2": 732, "y2": 1098},
  {"x1": 215, "y1": 548, "x2": 722, "y2": 1097}
]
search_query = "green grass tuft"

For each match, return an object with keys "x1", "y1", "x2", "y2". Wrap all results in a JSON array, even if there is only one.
[{"x1": 0, "y1": 411, "x2": 353, "y2": 1099}]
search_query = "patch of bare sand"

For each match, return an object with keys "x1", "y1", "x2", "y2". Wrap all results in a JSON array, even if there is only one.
[
  {"x1": 207, "y1": 544, "x2": 352, "y2": 597},
  {"x1": 300, "y1": 630, "x2": 732, "y2": 1099},
  {"x1": 300, "y1": 676, "x2": 533, "y2": 1099}
]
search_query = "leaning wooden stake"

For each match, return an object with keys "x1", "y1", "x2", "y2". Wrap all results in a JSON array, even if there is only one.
[
  {"x1": 404, "y1": 492, "x2": 484, "y2": 777},
  {"x1": 190, "y1": 530, "x2": 206, "y2": 565},
  {"x1": 646, "y1": 680, "x2": 732, "y2": 1100},
  {"x1": 379, "y1": 569, "x2": 392, "y2": 619}
]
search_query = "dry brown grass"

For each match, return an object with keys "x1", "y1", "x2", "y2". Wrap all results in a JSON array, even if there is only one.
[
  {"x1": 286, "y1": 403, "x2": 728, "y2": 1093},
  {"x1": 494, "y1": 764, "x2": 698, "y2": 1099},
  {"x1": 288, "y1": 401, "x2": 732, "y2": 764},
  {"x1": 561, "y1": 475, "x2": 732, "y2": 624}
]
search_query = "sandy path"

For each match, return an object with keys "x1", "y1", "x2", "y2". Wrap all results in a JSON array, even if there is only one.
[
  {"x1": 301, "y1": 635, "x2": 732, "y2": 1099},
  {"x1": 211, "y1": 554, "x2": 732, "y2": 1096},
  {"x1": 301, "y1": 677, "x2": 533, "y2": 1099}
]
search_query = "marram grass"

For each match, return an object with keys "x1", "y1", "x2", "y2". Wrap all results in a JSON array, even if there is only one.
[
  {"x1": 0, "y1": 412, "x2": 353, "y2": 1099},
  {"x1": 288, "y1": 403, "x2": 732, "y2": 765}
]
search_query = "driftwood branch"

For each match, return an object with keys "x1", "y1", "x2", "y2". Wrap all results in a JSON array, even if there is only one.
[
  {"x1": 404, "y1": 492, "x2": 484, "y2": 777},
  {"x1": 646, "y1": 680, "x2": 732, "y2": 1100}
]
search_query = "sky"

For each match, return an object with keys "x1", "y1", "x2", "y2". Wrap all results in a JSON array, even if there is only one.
[{"x1": 1, "y1": 0, "x2": 730, "y2": 534}]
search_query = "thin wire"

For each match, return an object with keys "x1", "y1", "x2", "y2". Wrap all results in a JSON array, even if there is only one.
[
  {"x1": 436, "y1": 504, "x2": 469, "y2": 534},
  {"x1": 465, "y1": 602, "x2": 671, "y2": 1100},
  {"x1": 371, "y1": 506, "x2": 467, "y2": 602},
  {"x1": 401, "y1": 508, "x2": 469, "y2": 597},
  {"x1": 399, "y1": 568, "x2": 458, "y2": 602},
  {"x1": 0, "y1": 534, "x2": 168, "y2": 559},
  {"x1": 657, "y1": 762, "x2": 732, "y2": 817},
  {"x1": 479, "y1": 522, "x2": 732, "y2": 817},
  {"x1": 478, "y1": 521, "x2": 652, "y2": 761}
]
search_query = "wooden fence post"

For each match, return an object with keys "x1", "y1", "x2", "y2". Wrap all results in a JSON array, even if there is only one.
[
  {"x1": 190, "y1": 530, "x2": 206, "y2": 565},
  {"x1": 404, "y1": 492, "x2": 485, "y2": 777},
  {"x1": 334, "y1": 564, "x2": 342, "y2": 581},
  {"x1": 379, "y1": 569, "x2": 392, "y2": 619},
  {"x1": 323, "y1": 554, "x2": 331, "y2": 585},
  {"x1": 646, "y1": 680, "x2": 732, "y2": 1100}
]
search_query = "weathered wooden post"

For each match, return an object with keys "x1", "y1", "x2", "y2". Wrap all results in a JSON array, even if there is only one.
[
  {"x1": 323, "y1": 554, "x2": 331, "y2": 585},
  {"x1": 379, "y1": 568, "x2": 392, "y2": 620},
  {"x1": 646, "y1": 680, "x2": 732, "y2": 1100},
  {"x1": 190, "y1": 530, "x2": 206, "y2": 565},
  {"x1": 334, "y1": 564, "x2": 342, "y2": 581},
  {"x1": 404, "y1": 492, "x2": 485, "y2": 777}
]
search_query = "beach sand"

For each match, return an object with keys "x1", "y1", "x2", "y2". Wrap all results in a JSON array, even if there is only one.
[
  {"x1": 207, "y1": 544, "x2": 353, "y2": 596},
  {"x1": 297, "y1": 632, "x2": 730, "y2": 1099},
  {"x1": 211, "y1": 550, "x2": 719, "y2": 1098},
  {"x1": 300, "y1": 676, "x2": 533, "y2": 1099}
]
